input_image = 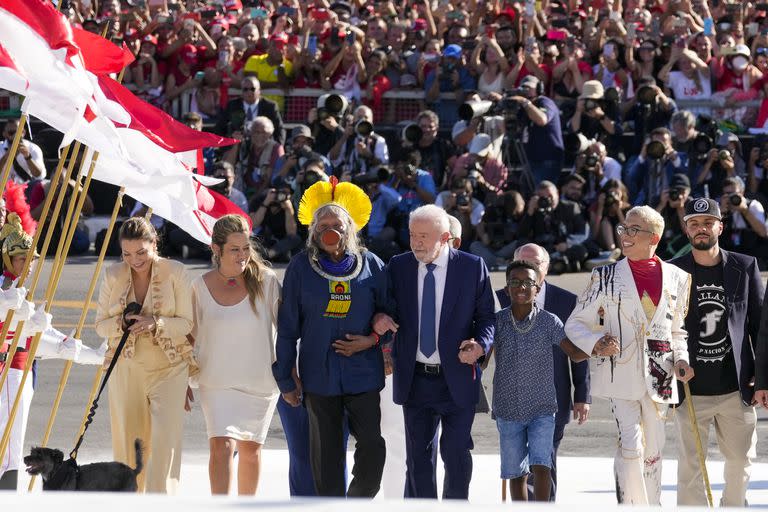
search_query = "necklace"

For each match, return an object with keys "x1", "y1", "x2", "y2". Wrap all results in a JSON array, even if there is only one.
[
  {"x1": 510, "y1": 305, "x2": 538, "y2": 334},
  {"x1": 217, "y1": 268, "x2": 241, "y2": 287}
]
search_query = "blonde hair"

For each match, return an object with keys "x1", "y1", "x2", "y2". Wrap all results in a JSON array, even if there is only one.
[
  {"x1": 626, "y1": 205, "x2": 665, "y2": 236},
  {"x1": 211, "y1": 214, "x2": 270, "y2": 314}
]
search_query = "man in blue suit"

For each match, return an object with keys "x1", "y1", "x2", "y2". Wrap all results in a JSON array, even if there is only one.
[
  {"x1": 495, "y1": 243, "x2": 591, "y2": 501},
  {"x1": 374, "y1": 204, "x2": 495, "y2": 499}
]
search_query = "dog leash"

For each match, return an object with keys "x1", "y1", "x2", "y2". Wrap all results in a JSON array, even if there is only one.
[{"x1": 69, "y1": 302, "x2": 142, "y2": 460}]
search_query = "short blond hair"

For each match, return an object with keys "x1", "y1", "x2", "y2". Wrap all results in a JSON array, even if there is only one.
[{"x1": 626, "y1": 205, "x2": 664, "y2": 236}]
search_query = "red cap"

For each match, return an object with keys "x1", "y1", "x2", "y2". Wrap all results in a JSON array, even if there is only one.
[
  {"x1": 224, "y1": 0, "x2": 243, "y2": 11},
  {"x1": 571, "y1": 9, "x2": 587, "y2": 18},
  {"x1": 413, "y1": 18, "x2": 428, "y2": 31},
  {"x1": 180, "y1": 43, "x2": 198, "y2": 64},
  {"x1": 210, "y1": 18, "x2": 230, "y2": 31},
  {"x1": 269, "y1": 32, "x2": 289, "y2": 49},
  {"x1": 142, "y1": 34, "x2": 158, "y2": 45},
  {"x1": 496, "y1": 8, "x2": 517, "y2": 21}
]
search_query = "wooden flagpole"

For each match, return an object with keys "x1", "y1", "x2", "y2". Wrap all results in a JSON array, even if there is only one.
[
  {"x1": 0, "y1": 114, "x2": 28, "y2": 201},
  {"x1": 0, "y1": 142, "x2": 80, "y2": 399},
  {"x1": 0, "y1": 153, "x2": 98, "y2": 461}
]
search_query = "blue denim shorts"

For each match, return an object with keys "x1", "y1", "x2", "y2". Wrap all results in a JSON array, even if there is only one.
[{"x1": 496, "y1": 414, "x2": 556, "y2": 479}]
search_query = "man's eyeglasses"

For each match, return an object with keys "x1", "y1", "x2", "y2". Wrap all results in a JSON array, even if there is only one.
[
  {"x1": 507, "y1": 279, "x2": 537, "y2": 289},
  {"x1": 242, "y1": 87, "x2": 257, "y2": 91},
  {"x1": 616, "y1": 224, "x2": 655, "y2": 237}
]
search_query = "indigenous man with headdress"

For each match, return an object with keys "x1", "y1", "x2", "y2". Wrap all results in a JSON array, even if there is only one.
[
  {"x1": 273, "y1": 177, "x2": 387, "y2": 498},
  {"x1": 562, "y1": 206, "x2": 693, "y2": 505},
  {"x1": 0, "y1": 214, "x2": 104, "y2": 490}
]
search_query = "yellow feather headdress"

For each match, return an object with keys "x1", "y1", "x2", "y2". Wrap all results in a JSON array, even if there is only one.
[{"x1": 298, "y1": 176, "x2": 372, "y2": 231}]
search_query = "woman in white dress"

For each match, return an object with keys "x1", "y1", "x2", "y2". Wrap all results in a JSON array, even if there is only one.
[{"x1": 189, "y1": 214, "x2": 281, "y2": 495}]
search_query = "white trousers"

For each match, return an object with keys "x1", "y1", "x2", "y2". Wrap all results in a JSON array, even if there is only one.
[
  {"x1": 610, "y1": 394, "x2": 667, "y2": 505},
  {"x1": 0, "y1": 368, "x2": 33, "y2": 478},
  {"x1": 379, "y1": 374, "x2": 407, "y2": 498}
]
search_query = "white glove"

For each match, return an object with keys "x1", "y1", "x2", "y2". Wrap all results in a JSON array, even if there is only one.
[
  {"x1": 0, "y1": 286, "x2": 26, "y2": 317},
  {"x1": 35, "y1": 329, "x2": 105, "y2": 365},
  {"x1": 19, "y1": 304, "x2": 52, "y2": 339},
  {"x1": 7, "y1": 299, "x2": 35, "y2": 332}
]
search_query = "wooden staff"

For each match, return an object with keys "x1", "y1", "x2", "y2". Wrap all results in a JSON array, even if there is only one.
[
  {"x1": 29, "y1": 186, "x2": 125, "y2": 489},
  {"x1": 0, "y1": 114, "x2": 28, "y2": 200},
  {"x1": 683, "y1": 381, "x2": 713, "y2": 507},
  {"x1": 0, "y1": 153, "x2": 98, "y2": 461},
  {"x1": 0, "y1": 142, "x2": 80, "y2": 399}
]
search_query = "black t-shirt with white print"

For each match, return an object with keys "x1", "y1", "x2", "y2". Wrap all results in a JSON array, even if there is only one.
[{"x1": 688, "y1": 262, "x2": 739, "y2": 396}]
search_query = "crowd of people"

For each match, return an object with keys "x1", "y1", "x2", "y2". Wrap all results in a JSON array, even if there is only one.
[{"x1": 4, "y1": 0, "x2": 764, "y2": 271}]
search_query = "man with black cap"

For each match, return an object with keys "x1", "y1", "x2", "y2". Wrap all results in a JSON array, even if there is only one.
[
  {"x1": 655, "y1": 173, "x2": 693, "y2": 259},
  {"x1": 508, "y1": 75, "x2": 564, "y2": 186},
  {"x1": 669, "y1": 198, "x2": 764, "y2": 507}
]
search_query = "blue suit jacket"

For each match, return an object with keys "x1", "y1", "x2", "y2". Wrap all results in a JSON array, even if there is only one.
[
  {"x1": 388, "y1": 249, "x2": 495, "y2": 409},
  {"x1": 670, "y1": 249, "x2": 765, "y2": 405},
  {"x1": 496, "y1": 282, "x2": 591, "y2": 425}
]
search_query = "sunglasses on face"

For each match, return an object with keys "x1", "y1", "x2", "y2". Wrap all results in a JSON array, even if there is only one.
[
  {"x1": 242, "y1": 87, "x2": 257, "y2": 91},
  {"x1": 507, "y1": 279, "x2": 537, "y2": 289}
]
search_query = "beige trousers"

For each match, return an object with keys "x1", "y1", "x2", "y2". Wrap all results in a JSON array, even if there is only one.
[
  {"x1": 676, "y1": 391, "x2": 757, "y2": 507},
  {"x1": 108, "y1": 335, "x2": 188, "y2": 494}
]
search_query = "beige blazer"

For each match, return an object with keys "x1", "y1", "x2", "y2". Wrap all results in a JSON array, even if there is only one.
[
  {"x1": 95, "y1": 257, "x2": 196, "y2": 373},
  {"x1": 565, "y1": 258, "x2": 691, "y2": 404}
]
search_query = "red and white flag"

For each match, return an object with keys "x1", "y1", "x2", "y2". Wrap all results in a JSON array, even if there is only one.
[{"x1": 72, "y1": 27, "x2": 134, "y2": 76}]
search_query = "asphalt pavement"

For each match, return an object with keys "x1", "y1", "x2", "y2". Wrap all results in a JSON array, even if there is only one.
[{"x1": 19, "y1": 256, "x2": 768, "y2": 462}]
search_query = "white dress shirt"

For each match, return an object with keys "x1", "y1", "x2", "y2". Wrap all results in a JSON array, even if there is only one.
[
  {"x1": 416, "y1": 244, "x2": 450, "y2": 364},
  {"x1": 535, "y1": 281, "x2": 547, "y2": 311}
]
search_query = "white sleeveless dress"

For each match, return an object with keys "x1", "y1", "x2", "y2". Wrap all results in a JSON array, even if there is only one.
[{"x1": 191, "y1": 271, "x2": 281, "y2": 443}]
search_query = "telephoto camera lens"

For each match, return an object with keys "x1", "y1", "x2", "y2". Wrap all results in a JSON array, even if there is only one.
[
  {"x1": 646, "y1": 140, "x2": 666, "y2": 160},
  {"x1": 669, "y1": 188, "x2": 681, "y2": 201},
  {"x1": 719, "y1": 149, "x2": 731, "y2": 160},
  {"x1": 538, "y1": 196, "x2": 553, "y2": 211},
  {"x1": 729, "y1": 194, "x2": 743, "y2": 207}
]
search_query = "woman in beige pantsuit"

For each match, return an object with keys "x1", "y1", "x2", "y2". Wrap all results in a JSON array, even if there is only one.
[{"x1": 95, "y1": 217, "x2": 196, "y2": 494}]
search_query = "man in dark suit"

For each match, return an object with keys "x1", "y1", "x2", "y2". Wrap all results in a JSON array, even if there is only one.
[
  {"x1": 374, "y1": 204, "x2": 495, "y2": 499},
  {"x1": 670, "y1": 198, "x2": 764, "y2": 507},
  {"x1": 494, "y1": 243, "x2": 590, "y2": 501},
  {"x1": 215, "y1": 76, "x2": 285, "y2": 144}
]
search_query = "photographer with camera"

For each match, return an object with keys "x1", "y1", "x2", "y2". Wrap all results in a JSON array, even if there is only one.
[
  {"x1": 388, "y1": 151, "x2": 437, "y2": 248},
  {"x1": 309, "y1": 95, "x2": 347, "y2": 157},
  {"x1": 470, "y1": 190, "x2": 526, "y2": 270},
  {"x1": 507, "y1": 75, "x2": 565, "y2": 186},
  {"x1": 696, "y1": 133, "x2": 745, "y2": 199},
  {"x1": 399, "y1": 110, "x2": 456, "y2": 189},
  {"x1": 272, "y1": 125, "x2": 329, "y2": 186},
  {"x1": 423, "y1": 44, "x2": 477, "y2": 126},
  {"x1": 747, "y1": 140, "x2": 768, "y2": 203},
  {"x1": 719, "y1": 177, "x2": 768, "y2": 255},
  {"x1": 568, "y1": 80, "x2": 619, "y2": 146},
  {"x1": 448, "y1": 134, "x2": 508, "y2": 202},
  {"x1": 516, "y1": 180, "x2": 590, "y2": 273},
  {"x1": 329, "y1": 105, "x2": 390, "y2": 177},
  {"x1": 210, "y1": 161, "x2": 248, "y2": 214},
  {"x1": 353, "y1": 166, "x2": 402, "y2": 263},
  {"x1": 436, "y1": 177, "x2": 485, "y2": 251},
  {"x1": 627, "y1": 128, "x2": 685, "y2": 206},
  {"x1": 572, "y1": 140, "x2": 622, "y2": 204},
  {"x1": 588, "y1": 179, "x2": 630, "y2": 254},
  {"x1": 655, "y1": 173, "x2": 694, "y2": 260},
  {"x1": 250, "y1": 177, "x2": 303, "y2": 262},
  {"x1": 621, "y1": 77, "x2": 677, "y2": 154}
]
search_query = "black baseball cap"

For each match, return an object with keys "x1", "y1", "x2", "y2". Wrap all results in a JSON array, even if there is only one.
[{"x1": 684, "y1": 197, "x2": 722, "y2": 222}]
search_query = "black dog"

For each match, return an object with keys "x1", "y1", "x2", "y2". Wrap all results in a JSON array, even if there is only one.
[{"x1": 24, "y1": 439, "x2": 143, "y2": 491}]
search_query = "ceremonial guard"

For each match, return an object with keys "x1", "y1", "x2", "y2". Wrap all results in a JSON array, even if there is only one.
[{"x1": 0, "y1": 214, "x2": 104, "y2": 490}]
